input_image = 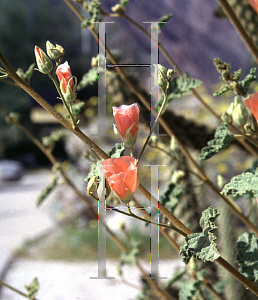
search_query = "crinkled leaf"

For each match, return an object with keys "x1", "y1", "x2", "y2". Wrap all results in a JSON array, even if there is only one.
[
  {"x1": 158, "y1": 13, "x2": 173, "y2": 30},
  {"x1": 37, "y1": 176, "x2": 58, "y2": 207},
  {"x1": 180, "y1": 206, "x2": 221, "y2": 265},
  {"x1": 221, "y1": 171, "x2": 258, "y2": 198},
  {"x1": 77, "y1": 67, "x2": 100, "y2": 91},
  {"x1": 236, "y1": 232, "x2": 258, "y2": 285},
  {"x1": 85, "y1": 159, "x2": 103, "y2": 182},
  {"x1": 213, "y1": 84, "x2": 232, "y2": 96},
  {"x1": 160, "y1": 183, "x2": 183, "y2": 214},
  {"x1": 24, "y1": 277, "x2": 39, "y2": 298},
  {"x1": 166, "y1": 74, "x2": 202, "y2": 103},
  {"x1": 108, "y1": 143, "x2": 125, "y2": 158},
  {"x1": 178, "y1": 279, "x2": 203, "y2": 300},
  {"x1": 198, "y1": 122, "x2": 234, "y2": 161}
]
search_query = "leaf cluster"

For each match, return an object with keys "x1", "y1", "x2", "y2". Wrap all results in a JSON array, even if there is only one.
[
  {"x1": 81, "y1": 0, "x2": 101, "y2": 29},
  {"x1": 213, "y1": 58, "x2": 256, "y2": 96}
]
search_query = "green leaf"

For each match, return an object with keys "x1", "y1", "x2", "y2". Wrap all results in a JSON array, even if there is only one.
[
  {"x1": 221, "y1": 171, "x2": 258, "y2": 198},
  {"x1": 24, "y1": 277, "x2": 39, "y2": 298},
  {"x1": 160, "y1": 183, "x2": 183, "y2": 214},
  {"x1": 213, "y1": 84, "x2": 232, "y2": 96},
  {"x1": 119, "y1": 0, "x2": 130, "y2": 8},
  {"x1": 198, "y1": 122, "x2": 234, "y2": 161},
  {"x1": 239, "y1": 68, "x2": 257, "y2": 91},
  {"x1": 77, "y1": 67, "x2": 99, "y2": 91},
  {"x1": 179, "y1": 206, "x2": 221, "y2": 264},
  {"x1": 178, "y1": 279, "x2": 203, "y2": 300},
  {"x1": 158, "y1": 13, "x2": 173, "y2": 30},
  {"x1": 37, "y1": 176, "x2": 58, "y2": 207},
  {"x1": 236, "y1": 232, "x2": 258, "y2": 285},
  {"x1": 166, "y1": 74, "x2": 202, "y2": 103}
]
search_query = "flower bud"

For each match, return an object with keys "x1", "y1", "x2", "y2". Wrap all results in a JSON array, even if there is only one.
[
  {"x1": 87, "y1": 176, "x2": 98, "y2": 193},
  {"x1": 56, "y1": 61, "x2": 77, "y2": 103},
  {"x1": 113, "y1": 103, "x2": 139, "y2": 147},
  {"x1": 153, "y1": 64, "x2": 167, "y2": 90},
  {"x1": 34, "y1": 46, "x2": 53, "y2": 74},
  {"x1": 232, "y1": 97, "x2": 250, "y2": 127},
  {"x1": 46, "y1": 41, "x2": 64, "y2": 60}
]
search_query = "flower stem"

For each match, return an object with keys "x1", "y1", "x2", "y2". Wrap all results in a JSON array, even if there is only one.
[
  {"x1": 137, "y1": 83, "x2": 169, "y2": 165},
  {"x1": 48, "y1": 73, "x2": 77, "y2": 128}
]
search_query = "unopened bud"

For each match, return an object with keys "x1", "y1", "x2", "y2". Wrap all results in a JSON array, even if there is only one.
[
  {"x1": 46, "y1": 41, "x2": 64, "y2": 60},
  {"x1": 217, "y1": 174, "x2": 226, "y2": 189},
  {"x1": 232, "y1": 97, "x2": 250, "y2": 127},
  {"x1": 87, "y1": 176, "x2": 98, "y2": 193},
  {"x1": 34, "y1": 46, "x2": 53, "y2": 74},
  {"x1": 111, "y1": 4, "x2": 125, "y2": 13},
  {"x1": 153, "y1": 64, "x2": 167, "y2": 90},
  {"x1": 166, "y1": 68, "x2": 175, "y2": 82}
]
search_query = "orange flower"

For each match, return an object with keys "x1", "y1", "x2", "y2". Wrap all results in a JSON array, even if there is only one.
[
  {"x1": 113, "y1": 104, "x2": 139, "y2": 147},
  {"x1": 249, "y1": 0, "x2": 258, "y2": 14},
  {"x1": 244, "y1": 92, "x2": 258, "y2": 120},
  {"x1": 101, "y1": 156, "x2": 137, "y2": 203}
]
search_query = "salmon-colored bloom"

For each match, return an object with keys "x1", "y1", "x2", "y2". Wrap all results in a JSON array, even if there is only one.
[
  {"x1": 249, "y1": 0, "x2": 258, "y2": 14},
  {"x1": 56, "y1": 61, "x2": 74, "y2": 93},
  {"x1": 244, "y1": 92, "x2": 258, "y2": 120},
  {"x1": 101, "y1": 156, "x2": 137, "y2": 203},
  {"x1": 113, "y1": 103, "x2": 139, "y2": 147},
  {"x1": 56, "y1": 61, "x2": 76, "y2": 102}
]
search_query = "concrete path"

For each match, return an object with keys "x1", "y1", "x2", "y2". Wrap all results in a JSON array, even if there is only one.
[{"x1": 0, "y1": 169, "x2": 184, "y2": 299}]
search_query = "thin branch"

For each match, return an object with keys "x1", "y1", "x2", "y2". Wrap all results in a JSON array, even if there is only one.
[{"x1": 217, "y1": 0, "x2": 258, "y2": 65}]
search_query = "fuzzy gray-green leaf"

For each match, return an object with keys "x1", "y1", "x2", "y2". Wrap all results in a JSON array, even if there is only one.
[
  {"x1": 179, "y1": 207, "x2": 220, "y2": 264},
  {"x1": 198, "y1": 122, "x2": 234, "y2": 160},
  {"x1": 166, "y1": 74, "x2": 202, "y2": 103},
  {"x1": 236, "y1": 232, "x2": 258, "y2": 285},
  {"x1": 221, "y1": 172, "x2": 258, "y2": 198}
]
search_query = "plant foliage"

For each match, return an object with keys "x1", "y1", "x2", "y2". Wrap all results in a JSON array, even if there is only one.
[
  {"x1": 236, "y1": 232, "x2": 258, "y2": 285},
  {"x1": 166, "y1": 74, "x2": 202, "y2": 103},
  {"x1": 198, "y1": 122, "x2": 234, "y2": 160},
  {"x1": 221, "y1": 168, "x2": 258, "y2": 198},
  {"x1": 180, "y1": 206, "x2": 221, "y2": 264}
]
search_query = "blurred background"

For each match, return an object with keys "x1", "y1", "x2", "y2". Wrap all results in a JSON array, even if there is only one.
[{"x1": 0, "y1": 0, "x2": 257, "y2": 299}]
